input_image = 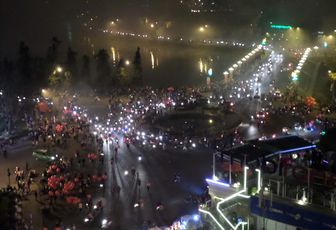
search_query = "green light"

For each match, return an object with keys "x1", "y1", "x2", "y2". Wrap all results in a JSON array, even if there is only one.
[
  {"x1": 291, "y1": 72, "x2": 299, "y2": 81},
  {"x1": 271, "y1": 25, "x2": 293, "y2": 30},
  {"x1": 321, "y1": 131, "x2": 326, "y2": 136}
]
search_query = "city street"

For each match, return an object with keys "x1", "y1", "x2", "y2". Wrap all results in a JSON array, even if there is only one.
[{"x1": 0, "y1": 124, "x2": 213, "y2": 229}]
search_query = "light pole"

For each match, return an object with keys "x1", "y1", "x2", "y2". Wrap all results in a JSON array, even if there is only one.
[{"x1": 212, "y1": 152, "x2": 217, "y2": 180}]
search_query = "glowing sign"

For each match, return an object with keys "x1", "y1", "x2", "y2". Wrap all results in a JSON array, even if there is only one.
[{"x1": 270, "y1": 25, "x2": 293, "y2": 30}]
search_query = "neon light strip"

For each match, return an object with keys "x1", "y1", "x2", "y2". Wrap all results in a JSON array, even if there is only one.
[
  {"x1": 255, "y1": 169, "x2": 261, "y2": 193},
  {"x1": 215, "y1": 166, "x2": 249, "y2": 230},
  {"x1": 275, "y1": 145, "x2": 316, "y2": 155},
  {"x1": 216, "y1": 190, "x2": 245, "y2": 229},
  {"x1": 236, "y1": 222, "x2": 248, "y2": 230},
  {"x1": 206, "y1": 178, "x2": 230, "y2": 187},
  {"x1": 238, "y1": 194, "x2": 251, "y2": 199},
  {"x1": 198, "y1": 208, "x2": 225, "y2": 230}
]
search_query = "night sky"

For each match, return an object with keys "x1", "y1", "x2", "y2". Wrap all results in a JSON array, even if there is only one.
[{"x1": 1, "y1": 0, "x2": 335, "y2": 57}]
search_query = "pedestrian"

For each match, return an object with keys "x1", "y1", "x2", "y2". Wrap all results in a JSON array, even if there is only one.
[
  {"x1": 146, "y1": 182, "x2": 151, "y2": 191},
  {"x1": 78, "y1": 202, "x2": 83, "y2": 212},
  {"x1": 131, "y1": 168, "x2": 136, "y2": 177},
  {"x1": 116, "y1": 185, "x2": 121, "y2": 198},
  {"x1": 137, "y1": 178, "x2": 141, "y2": 187},
  {"x1": 34, "y1": 190, "x2": 38, "y2": 201}
]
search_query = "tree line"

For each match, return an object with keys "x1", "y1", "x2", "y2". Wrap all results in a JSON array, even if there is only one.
[{"x1": 0, "y1": 36, "x2": 143, "y2": 97}]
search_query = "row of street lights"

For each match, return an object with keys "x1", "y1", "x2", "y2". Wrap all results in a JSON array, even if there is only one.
[
  {"x1": 291, "y1": 48, "x2": 311, "y2": 82},
  {"x1": 223, "y1": 45, "x2": 263, "y2": 79}
]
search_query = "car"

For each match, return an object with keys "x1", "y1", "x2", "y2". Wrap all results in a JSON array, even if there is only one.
[
  {"x1": 32, "y1": 149, "x2": 58, "y2": 162},
  {"x1": 282, "y1": 127, "x2": 289, "y2": 134},
  {"x1": 294, "y1": 123, "x2": 302, "y2": 131},
  {"x1": 256, "y1": 111, "x2": 267, "y2": 119},
  {"x1": 274, "y1": 90, "x2": 282, "y2": 98}
]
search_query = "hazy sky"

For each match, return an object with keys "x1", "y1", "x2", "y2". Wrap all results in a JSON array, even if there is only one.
[{"x1": 1, "y1": 0, "x2": 335, "y2": 57}]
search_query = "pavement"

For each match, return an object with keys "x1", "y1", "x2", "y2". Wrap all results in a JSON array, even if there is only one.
[{"x1": 0, "y1": 128, "x2": 213, "y2": 229}]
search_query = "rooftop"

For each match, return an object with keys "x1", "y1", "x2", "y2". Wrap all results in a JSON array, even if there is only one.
[{"x1": 222, "y1": 135, "x2": 316, "y2": 163}]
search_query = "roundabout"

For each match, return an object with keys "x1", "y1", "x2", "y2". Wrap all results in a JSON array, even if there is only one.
[{"x1": 148, "y1": 105, "x2": 242, "y2": 137}]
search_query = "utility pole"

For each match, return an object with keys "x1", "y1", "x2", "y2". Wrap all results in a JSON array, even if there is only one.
[{"x1": 7, "y1": 168, "x2": 11, "y2": 185}]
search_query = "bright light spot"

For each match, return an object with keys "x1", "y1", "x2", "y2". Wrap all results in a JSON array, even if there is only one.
[
  {"x1": 193, "y1": 214, "x2": 200, "y2": 221},
  {"x1": 56, "y1": 66, "x2": 63, "y2": 73},
  {"x1": 212, "y1": 175, "x2": 219, "y2": 181},
  {"x1": 102, "y1": 219, "x2": 107, "y2": 225},
  {"x1": 208, "y1": 68, "x2": 213, "y2": 76},
  {"x1": 233, "y1": 182, "x2": 241, "y2": 188}
]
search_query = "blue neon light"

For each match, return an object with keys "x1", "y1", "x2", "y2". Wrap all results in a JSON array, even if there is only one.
[
  {"x1": 193, "y1": 214, "x2": 200, "y2": 221},
  {"x1": 275, "y1": 145, "x2": 316, "y2": 155},
  {"x1": 206, "y1": 178, "x2": 230, "y2": 187}
]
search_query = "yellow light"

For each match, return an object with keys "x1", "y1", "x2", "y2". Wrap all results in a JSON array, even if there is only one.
[
  {"x1": 111, "y1": 47, "x2": 116, "y2": 62},
  {"x1": 150, "y1": 51, "x2": 155, "y2": 69},
  {"x1": 329, "y1": 71, "x2": 336, "y2": 81},
  {"x1": 199, "y1": 59, "x2": 203, "y2": 73},
  {"x1": 56, "y1": 66, "x2": 63, "y2": 73}
]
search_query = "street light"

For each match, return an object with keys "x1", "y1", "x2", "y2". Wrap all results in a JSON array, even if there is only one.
[
  {"x1": 125, "y1": 60, "x2": 130, "y2": 66},
  {"x1": 56, "y1": 66, "x2": 63, "y2": 73},
  {"x1": 199, "y1": 26, "x2": 205, "y2": 32}
]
